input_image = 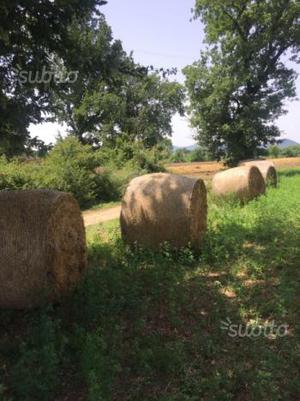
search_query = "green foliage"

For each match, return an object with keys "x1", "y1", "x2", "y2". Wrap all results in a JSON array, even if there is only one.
[
  {"x1": 24, "y1": 137, "x2": 53, "y2": 158},
  {"x1": 0, "y1": 137, "x2": 168, "y2": 207},
  {"x1": 268, "y1": 145, "x2": 281, "y2": 159},
  {"x1": 98, "y1": 137, "x2": 168, "y2": 171},
  {"x1": 0, "y1": 137, "x2": 116, "y2": 207},
  {"x1": 189, "y1": 146, "x2": 212, "y2": 162},
  {"x1": 267, "y1": 144, "x2": 300, "y2": 158},
  {"x1": 0, "y1": 1, "x2": 184, "y2": 158},
  {"x1": 1, "y1": 169, "x2": 300, "y2": 400},
  {"x1": 0, "y1": 0, "x2": 105, "y2": 155},
  {"x1": 50, "y1": 11, "x2": 184, "y2": 149},
  {"x1": 10, "y1": 313, "x2": 61, "y2": 401},
  {"x1": 59, "y1": 55, "x2": 185, "y2": 148},
  {"x1": 41, "y1": 136, "x2": 102, "y2": 206},
  {"x1": 170, "y1": 148, "x2": 191, "y2": 163},
  {"x1": 0, "y1": 156, "x2": 37, "y2": 190},
  {"x1": 184, "y1": 0, "x2": 300, "y2": 165},
  {"x1": 95, "y1": 139, "x2": 168, "y2": 199},
  {"x1": 280, "y1": 145, "x2": 300, "y2": 157},
  {"x1": 170, "y1": 146, "x2": 213, "y2": 163}
]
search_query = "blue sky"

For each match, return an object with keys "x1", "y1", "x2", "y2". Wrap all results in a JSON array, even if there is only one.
[{"x1": 30, "y1": 0, "x2": 300, "y2": 146}]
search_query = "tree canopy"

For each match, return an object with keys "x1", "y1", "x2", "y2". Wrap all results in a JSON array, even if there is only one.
[
  {"x1": 184, "y1": 0, "x2": 300, "y2": 165},
  {"x1": 0, "y1": 0, "x2": 109, "y2": 155},
  {"x1": 56, "y1": 58, "x2": 185, "y2": 148},
  {"x1": 0, "y1": 1, "x2": 184, "y2": 156}
]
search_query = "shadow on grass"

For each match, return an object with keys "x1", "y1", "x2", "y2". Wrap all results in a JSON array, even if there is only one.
[
  {"x1": 1, "y1": 175, "x2": 300, "y2": 401},
  {"x1": 68, "y1": 201, "x2": 300, "y2": 401}
]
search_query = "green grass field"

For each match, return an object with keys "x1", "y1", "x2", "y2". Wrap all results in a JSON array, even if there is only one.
[{"x1": 1, "y1": 168, "x2": 300, "y2": 401}]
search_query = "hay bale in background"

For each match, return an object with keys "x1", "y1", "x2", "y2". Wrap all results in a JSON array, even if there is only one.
[
  {"x1": 0, "y1": 190, "x2": 87, "y2": 309},
  {"x1": 212, "y1": 166, "x2": 266, "y2": 202},
  {"x1": 242, "y1": 160, "x2": 277, "y2": 187},
  {"x1": 120, "y1": 173, "x2": 207, "y2": 249}
]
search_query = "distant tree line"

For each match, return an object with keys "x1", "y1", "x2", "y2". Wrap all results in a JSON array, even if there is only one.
[{"x1": 268, "y1": 144, "x2": 300, "y2": 158}]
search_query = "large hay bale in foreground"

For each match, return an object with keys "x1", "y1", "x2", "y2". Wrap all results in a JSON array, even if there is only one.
[
  {"x1": 242, "y1": 160, "x2": 277, "y2": 187},
  {"x1": 0, "y1": 190, "x2": 87, "y2": 309},
  {"x1": 120, "y1": 173, "x2": 207, "y2": 249},
  {"x1": 212, "y1": 166, "x2": 266, "y2": 202}
]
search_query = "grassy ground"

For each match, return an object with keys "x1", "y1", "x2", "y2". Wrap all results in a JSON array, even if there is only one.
[{"x1": 1, "y1": 169, "x2": 300, "y2": 401}]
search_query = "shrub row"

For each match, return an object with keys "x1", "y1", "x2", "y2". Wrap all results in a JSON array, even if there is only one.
[{"x1": 0, "y1": 137, "x2": 165, "y2": 208}]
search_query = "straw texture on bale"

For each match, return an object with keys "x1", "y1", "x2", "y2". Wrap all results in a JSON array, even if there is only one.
[
  {"x1": 242, "y1": 160, "x2": 277, "y2": 187},
  {"x1": 212, "y1": 166, "x2": 266, "y2": 202},
  {"x1": 120, "y1": 173, "x2": 207, "y2": 249},
  {"x1": 0, "y1": 190, "x2": 87, "y2": 309}
]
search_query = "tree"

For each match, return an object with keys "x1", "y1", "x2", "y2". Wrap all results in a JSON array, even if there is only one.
[
  {"x1": 72, "y1": 71, "x2": 184, "y2": 148},
  {"x1": 268, "y1": 144, "x2": 280, "y2": 159},
  {"x1": 1, "y1": 2, "x2": 184, "y2": 156},
  {"x1": 184, "y1": 0, "x2": 300, "y2": 165},
  {"x1": 24, "y1": 137, "x2": 53, "y2": 158},
  {"x1": 0, "y1": 0, "x2": 105, "y2": 156},
  {"x1": 52, "y1": 19, "x2": 184, "y2": 148},
  {"x1": 51, "y1": 16, "x2": 145, "y2": 145}
]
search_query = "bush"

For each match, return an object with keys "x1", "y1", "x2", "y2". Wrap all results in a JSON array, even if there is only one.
[
  {"x1": 170, "y1": 148, "x2": 190, "y2": 163},
  {"x1": 97, "y1": 137, "x2": 167, "y2": 171},
  {"x1": 0, "y1": 137, "x2": 167, "y2": 208},
  {"x1": 0, "y1": 156, "x2": 38, "y2": 190},
  {"x1": 40, "y1": 137, "x2": 101, "y2": 207},
  {"x1": 267, "y1": 145, "x2": 300, "y2": 158},
  {"x1": 95, "y1": 138, "x2": 166, "y2": 198},
  {"x1": 268, "y1": 145, "x2": 280, "y2": 158},
  {"x1": 0, "y1": 138, "x2": 117, "y2": 208},
  {"x1": 189, "y1": 146, "x2": 213, "y2": 163},
  {"x1": 281, "y1": 145, "x2": 300, "y2": 157}
]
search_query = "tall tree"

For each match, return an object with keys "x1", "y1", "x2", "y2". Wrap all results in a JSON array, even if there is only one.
[
  {"x1": 53, "y1": 19, "x2": 185, "y2": 148},
  {"x1": 0, "y1": 0, "x2": 106, "y2": 156},
  {"x1": 60, "y1": 68, "x2": 185, "y2": 148},
  {"x1": 184, "y1": 0, "x2": 300, "y2": 165}
]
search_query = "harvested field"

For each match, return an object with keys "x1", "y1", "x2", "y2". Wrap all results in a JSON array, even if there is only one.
[
  {"x1": 273, "y1": 156, "x2": 300, "y2": 168},
  {"x1": 166, "y1": 157, "x2": 300, "y2": 181},
  {"x1": 166, "y1": 160, "x2": 225, "y2": 181}
]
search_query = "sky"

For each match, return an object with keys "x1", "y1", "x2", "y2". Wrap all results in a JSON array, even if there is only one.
[{"x1": 30, "y1": 0, "x2": 300, "y2": 147}]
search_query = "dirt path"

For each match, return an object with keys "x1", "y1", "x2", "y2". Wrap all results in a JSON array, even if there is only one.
[{"x1": 83, "y1": 205, "x2": 121, "y2": 227}]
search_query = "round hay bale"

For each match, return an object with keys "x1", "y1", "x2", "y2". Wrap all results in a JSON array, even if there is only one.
[
  {"x1": 242, "y1": 160, "x2": 277, "y2": 187},
  {"x1": 0, "y1": 190, "x2": 87, "y2": 309},
  {"x1": 120, "y1": 173, "x2": 207, "y2": 249},
  {"x1": 212, "y1": 166, "x2": 266, "y2": 202}
]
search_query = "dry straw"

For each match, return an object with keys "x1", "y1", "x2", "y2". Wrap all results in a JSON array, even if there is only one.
[
  {"x1": 242, "y1": 160, "x2": 277, "y2": 187},
  {"x1": 212, "y1": 165, "x2": 266, "y2": 202},
  {"x1": 120, "y1": 173, "x2": 207, "y2": 249},
  {"x1": 0, "y1": 190, "x2": 87, "y2": 309}
]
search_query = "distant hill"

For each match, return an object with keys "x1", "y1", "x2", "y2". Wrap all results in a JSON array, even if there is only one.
[
  {"x1": 173, "y1": 144, "x2": 197, "y2": 151},
  {"x1": 277, "y1": 139, "x2": 299, "y2": 148},
  {"x1": 173, "y1": 138, "x2": 299, "y2": 151}
]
